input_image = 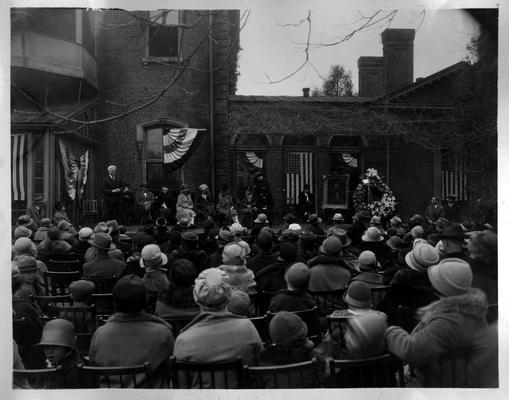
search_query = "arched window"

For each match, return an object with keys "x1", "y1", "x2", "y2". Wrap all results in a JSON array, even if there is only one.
[{"x1": 140, "y1": 121, "x2": 186, "y2": 188}]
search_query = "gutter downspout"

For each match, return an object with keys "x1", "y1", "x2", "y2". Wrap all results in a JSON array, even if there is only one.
[{"x1": 209, "y1": 12, "x2": 216, "y2": 197}]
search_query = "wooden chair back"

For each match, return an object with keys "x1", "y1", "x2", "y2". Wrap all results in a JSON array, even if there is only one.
[
  {"x1": 43, "y1": 271, "x2": 81, "y2": 296},
  {"x1": 13, "y1": 366, "x2": 63, "y2": 389},
  {"x1": 85, "y1": 276, "x2": 118, "y2": 293},
  {"x1": 309, "y1": 289, "x2": 347, "y2": 316},
  {"x1": 91, "y1": 293, "x2": 115, "y2": 322},
  {"x1": 47, "y1": 259, "x2": 81, "y2": 272},
  {"x1": 78, "y1": 362, "x2": 153, "y2": 388},
  {"x1": 328, "y1": 354, "x2": 405, "y2": 388},
  {"x1": 169, "y1": 356, "x2": 244, "y2": 389},
  {"x1": 245, "y1": 358, "x2": 321, "y2": 388},
  {"x1": 31, "y1": 295, "x2": 72, "y2": 321},
  {"x1": 249, "y1": 315, "x2": 270, "y2": 345}
]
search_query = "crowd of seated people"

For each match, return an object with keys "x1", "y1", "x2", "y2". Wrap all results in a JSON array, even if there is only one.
[{"x1": 11, "y1": 208, "x2": 498, "y2": 388}]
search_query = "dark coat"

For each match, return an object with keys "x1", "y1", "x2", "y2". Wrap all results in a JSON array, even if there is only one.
[
  {"x1": 307, "y1": 255, "x2": 351, "y2": 291},
  {"x1": 12, "y1": 296, "x2": 45, "y2": 368},
  {"x1": 82, "y1": 253, "x2": 126, "y2": 278},
  {"x1": 268, "y1": 289, "x2": 317, "y2": 313},
  {"x1": 255, "y1": 260, "x2": 293, "y2": 294},
  {"x1": 246, "y1": 251, "x2": 278, "y2": 275},
  {"x1": 167, "y1": 247, "x2": 210, "y2": 272},
  {"x1": 425, "y1": 204, "x2": 445, "y2": 223},
  {"x1": 103, "y1": 175, "x2": 122, "y2": 205}
]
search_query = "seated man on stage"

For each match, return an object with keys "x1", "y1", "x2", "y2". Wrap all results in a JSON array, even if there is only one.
[
  {"x1": 237, "y1": 186, "x2": 258, "y2": 229},
  {"x1": 194, "y1": 184, "x2": 215, "y2": 226},
  {"x1": 135, "y1": 184, "x2": 155, "y2": 225}
]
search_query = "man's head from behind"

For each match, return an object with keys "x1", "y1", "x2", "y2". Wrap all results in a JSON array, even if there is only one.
[{"x1": 113, "y1": 275, "x2": 147, "y2": 313}]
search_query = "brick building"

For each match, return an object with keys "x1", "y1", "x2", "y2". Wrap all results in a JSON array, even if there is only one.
[{"x1": 11, "y1": 8, "x2": 239, "y2": 224}]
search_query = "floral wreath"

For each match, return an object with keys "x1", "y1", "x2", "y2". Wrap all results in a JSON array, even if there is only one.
[{"x1": 353, "y1": 168, "x2": 397, "y2": 217}]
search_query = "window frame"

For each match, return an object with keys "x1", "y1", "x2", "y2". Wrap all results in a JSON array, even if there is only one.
[{"x1": 142, "y1": 10, "x2": 182, "y2": 64}]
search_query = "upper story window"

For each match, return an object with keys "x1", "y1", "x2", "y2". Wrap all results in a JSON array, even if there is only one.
[{"x1": 146, "y1": 10, "x2": 179, "y2": 61}]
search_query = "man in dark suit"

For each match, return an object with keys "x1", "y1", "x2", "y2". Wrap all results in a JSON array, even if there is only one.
[
  {"x1": 298, "y1": 184, "x2": 315, "y2": 221},
  {"x1": 443, "y1": 195, "x2": 460, "y2": 222},
  {"x1": 103, "y1": 165, "x2": 123, "y2": 221},
  {"x1": 26, "y1": 194, "x2": 46, "y2": 229},
  {"x1": 425, "y1": 196, "x2": 445, "y2": 224}
]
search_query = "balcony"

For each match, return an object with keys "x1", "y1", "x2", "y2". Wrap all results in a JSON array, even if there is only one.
[{"x1": 11, "y1": 30, "x2": 98, "y2": 90}]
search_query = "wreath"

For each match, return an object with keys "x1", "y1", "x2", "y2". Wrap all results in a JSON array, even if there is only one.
[{"x1": 353, "y1": 168, "x2": 397, "y2": 217}]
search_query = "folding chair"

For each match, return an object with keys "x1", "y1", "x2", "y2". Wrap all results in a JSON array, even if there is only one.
[
  {"x1": 47, "y1": 259, "x2": 82, "y2": 272},
  {"x1": 13, "y1": 366, "x2": 63, "y2": 389},
  {"x1": 43, "y1": 271, "x2": 81, "y2": 296},
  {"x1": 83, "y1": 200, "x2": 99, "y2": 225},
  {"x1": 31, "y1": 295, "x2": 73, "y2": 321},
  {"x1": 91, "y1": 293, "x2": 115, "y2": 323},
  {"x1": 85, "y1": 276, "x2": 118, "y2": 293},
  {"x1": 78, "y1": 362, "x2": 153, "y2": 388},
  {"x1": 328, "y1": 354, "x2": 405, "y2": 388},
  {"x1": 244, "y1": 358, "x2": 322, "y2": 388},
  {"x1": 169, "y1": 356, "x2": 245, "y2": 389},
  {"x1": 47, "y1": 304, "x2": 97, "y2": 358},
  {"x1": 309, "y1": 289, "x2": 347, "y2": 316}
]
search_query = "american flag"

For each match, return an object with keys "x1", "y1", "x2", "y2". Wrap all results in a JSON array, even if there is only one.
[
  {"x1": 12, "y1": 133, "x2": 27, "y2": 201},
  {"x1": 441, "y1": 153, "x2": 468, "y2": 201},
  {"x1": 286, "y1": 152, "x2": 313, "y2": 204}
]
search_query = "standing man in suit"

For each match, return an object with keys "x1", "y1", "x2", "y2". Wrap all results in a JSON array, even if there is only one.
[
  {"x1": 298, "y1": 184, "x2": 315, "y2": 222},
  {"x1": 103, "y1": 165, "x2": 122, "y2": 221},
  {"x1": 425, "y1": 196, "x2": 445, "y2": 224},
  {"x1": 26, "y1": 194, "x2": 46, "y2": 229}
]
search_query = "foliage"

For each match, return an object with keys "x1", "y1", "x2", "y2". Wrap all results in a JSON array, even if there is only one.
[
  {"x1": 353, "y1": 169, "x2": 396, "y2": 217},
  {"x1": 314, "y1": 64, "x2": 354, "y2": 97}
]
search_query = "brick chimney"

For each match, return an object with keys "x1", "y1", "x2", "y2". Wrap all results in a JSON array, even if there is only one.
[
  {"x1": 381, "y1": 29, "x2": 415, "y2": 93},
  {"x1": 302, "y1": 87, "x2": 310, "y2": 97},
  {"x1": 357, "y1": 56, "x2": 384, "y2": 97}
]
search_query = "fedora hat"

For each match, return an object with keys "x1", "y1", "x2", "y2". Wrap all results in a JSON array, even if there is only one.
[
  {"x1": 106, "y1": 220, "x2": 124, "y2": 234},
  {"x1": 17, "y1": 215, "x2": 34, "y2": 227},
  {"x1": 88, "y1": 232, "x2": 116, "y2": 251},
  {"x1": 440, "y1": 223, "x2": 467, "y2": 240},
  {"x1": 140, "y1": 244, "x2": 168, "y2": 269},
  {"x1": 331, "y1": 228, "x2": 352, "y2": 248}
]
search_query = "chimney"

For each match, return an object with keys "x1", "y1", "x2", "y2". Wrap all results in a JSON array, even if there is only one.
[
  {"x1": 357, "y1": 56, "x2": 384, "y2": 97},
  {"x1": 302, "y1": 87, "x2": 310, "y2": 97},
  {"x1": 381, "y1": 29, "x2": 415, "y2": 93}
]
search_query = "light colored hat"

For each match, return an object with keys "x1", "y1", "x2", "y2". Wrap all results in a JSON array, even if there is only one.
[
  {"x1": 288, "y1": 223, "x2": 302, "y2": 232},
  {"x1": 405, "y1": 243, "x2": 440, "y2": 272},
  {"x1": 17, "y1": 215, "x2": 34, "y2": 227},
  {"x1": 13, "y1": 237, "x2": 36, "y2": 255},
  {"x1": 331, "y1": 229, "x2": 352, "y2": 248},
  {"x1": 319, "y1": 236, "x2": 343, "y2": 256},
  {"x1": 346, "y1": 312, "x2": 387, "y2": 357},
  {"x1": 357, "y1": 250, "x2": 378, "y2": 272},
  {"x1": 78, "y1": 227, "x2": 94, "y2": 241},
  {"x1": 427, "y1": 258, "x2": 473, "y2": 297},
  {"x1": 361, "y1": 227, "x2": 384, "y2": 242},
  {"x1": 333, "y1": 213, "x2": 343, "y2": 222},
  {"x1": 88, "y1": 232, "x2": 116, "y2": 251},
  {"x1": 94, "y1": 222, "x2": 109, "y2": 233},
  {"x1": 370, "y1": 216, "x2": 382, "y2": 225},
  {"x1": 14, "y1": 226, "x2": 32, "y2": 239},
  {"x1": 222, "y1": 242, "x2": 247, "y2": 265},
  {"x1": 140, "y1": 244, "x2": 168, "y2": 268},
  {"x1": 230, "y1": 222, "x2": 245, "y2": 235},
  {"x1": 390, "y1": 216, "x2": 402, "y2": 226},
  {"x1": 198, "y1": 184, "x2": 209, "y2": 192},
  {"x1": 410, "y1": 225, "x2": 425, "y2": 239},
  {"x1": 193, "y1": 268, "x2": 232, "y2": 310},
  {"x1": 254, "y1": 213, "x2": 269, "y2": 224}
]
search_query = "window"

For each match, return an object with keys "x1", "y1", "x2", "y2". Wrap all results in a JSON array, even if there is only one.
[
  {"x1": 146, "y1": 10, "x2": 179, "y2": 60},
  {"x1": 144, "y1": 123, "x2": 183, "y2": 188}
]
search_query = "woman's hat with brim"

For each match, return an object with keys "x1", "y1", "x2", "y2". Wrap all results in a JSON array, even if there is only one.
[
  {"x1": 17, "y1": 215, "x2": 34, "y2": 227},
  {"x1": 88, "y1": 232, "x2": 116, "y2": 251},
  {"x1": 36, "y1": 319, "x2": 76, "y2": 350},
  {"x1": 361, "y1": 227, "x2": 384, "y2": 242},
  {"x1": 140, "y1": 244, "x2": 168, "y2": 269},
  {"x1": 405, "y1": 242, "x2": 440, "y2": 272},
  {"x1": 254, "y1": 213, "x2": 269, "y2": 224},
  {"x1": 15, "y1": 255, "x2": 39, "y2": 273},
  {"x1": 356, "y1": 251, "x2": 379, "y2": 272},
  {"x1": 330, "y1": 229, "x2": 352, "y2": 248},
  {"x1": 343, "y1": 281, "x2": 372, "y2": 308}
]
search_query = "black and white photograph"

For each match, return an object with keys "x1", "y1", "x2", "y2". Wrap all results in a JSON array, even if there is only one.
[{"x1": 3, "y1": 0, "x2": 505, "y2": 397}]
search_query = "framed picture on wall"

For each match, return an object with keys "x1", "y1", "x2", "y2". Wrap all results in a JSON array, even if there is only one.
[{"x1": 323, "y1": 175, "x2": 350, "y2": 208}]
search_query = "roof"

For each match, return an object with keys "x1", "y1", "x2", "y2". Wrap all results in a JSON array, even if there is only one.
[
  {"x1": 229, "y1": 95, "x2": 374, "y2": 104},
  {"x1": 377, "y1": 61, "x2": 467, "y2": 103}
]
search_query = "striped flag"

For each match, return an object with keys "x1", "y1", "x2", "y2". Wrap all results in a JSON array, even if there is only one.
[
  {"x1": 163, "y1": 128, "x2": 204, "y2": 172},
  {"x1": 285, "y1": 152, "x2": 313, "y2": 204},
  {"x1": 441, "y1": 154, "x2": 468, "y2": 201},
  {"x1": 12, "y1": 133, "x2": 27, "y2": 201}
]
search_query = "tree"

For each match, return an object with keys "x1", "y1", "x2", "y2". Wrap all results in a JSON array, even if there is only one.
[{"x1": 313, "y1": 64, "x2": 354, "y2": 97}]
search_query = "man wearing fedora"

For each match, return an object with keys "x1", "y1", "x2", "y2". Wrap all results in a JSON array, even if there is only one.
[
  {"x1": 26, "y1": 194, "x2": 46, "y2": 230},
  {"x1": 359, "y1": 227, "x2": 393, "y2": 270},
  {"x1": 437, "y1": 223, "x2": 469, "y2": 261},
  {"x1": 82, "y1": 233, "x2": 126, "y2": 279}
]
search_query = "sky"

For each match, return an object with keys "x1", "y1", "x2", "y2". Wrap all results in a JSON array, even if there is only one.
[{"x1": 237, "y1": 8, "x2": 480, "y2": 96}]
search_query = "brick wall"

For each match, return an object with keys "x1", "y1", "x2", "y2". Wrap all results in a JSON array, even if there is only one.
[{"x1": 94, "y1": 9, "x2": 238, "y2": 198}]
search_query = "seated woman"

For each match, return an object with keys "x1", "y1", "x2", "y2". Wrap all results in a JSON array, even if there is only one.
[
  {"x1": 176, "y1": 184, "x2": 196, "y2": 227},
  {"x1": 52, "y1": 201, "x2": 71, "y2": 227},
  {"x1": 216, "y1": 184, "x2": 239, "y2": 225}
]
